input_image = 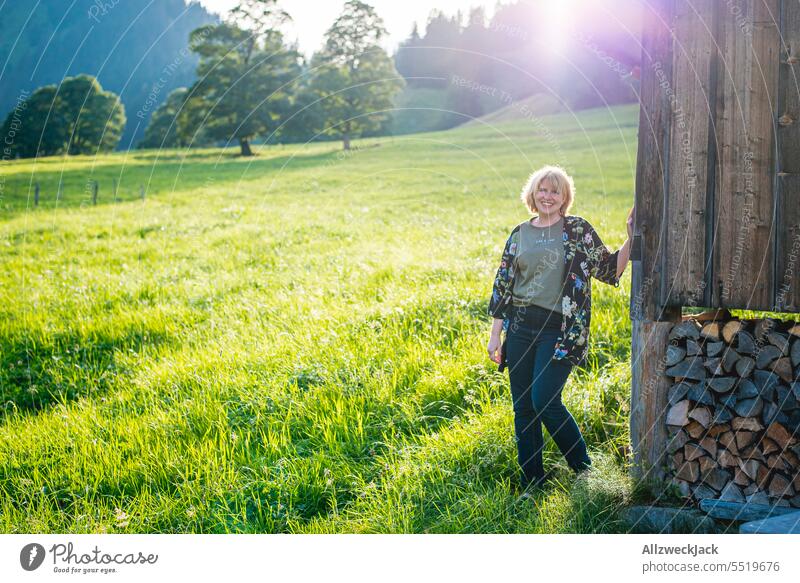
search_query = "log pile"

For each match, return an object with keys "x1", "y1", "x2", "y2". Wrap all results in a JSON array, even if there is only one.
[{"x1": 665, "y1": 317, "x2": 800, "y2": 507}]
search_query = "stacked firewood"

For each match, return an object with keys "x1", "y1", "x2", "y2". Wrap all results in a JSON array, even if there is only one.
[{"x1": 664, "y1": 316, "x2": 800, "y2": 507}]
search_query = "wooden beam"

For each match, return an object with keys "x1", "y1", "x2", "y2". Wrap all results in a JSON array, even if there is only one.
[
  {"x1": 633, "y1": 0, "x2": 675, "y2": 322},
  {"x1": 711, "y1": 0, "x2": 779, "y2": 310},
  {"x1": 775, "y1": 0, "x2": 800, "y2": 311},
  {"x1": 630, "y1": 320, "x2": 677, "y2": 491},
  {"x1": 740, "y1": 511, "x2": 800, "y2": 533},
  {"x1": 699, "y1": 499, "x2": 799, "y2": 522},
  {"x1": 663, "y1": 0, "x2": 716, "y2": 309}
]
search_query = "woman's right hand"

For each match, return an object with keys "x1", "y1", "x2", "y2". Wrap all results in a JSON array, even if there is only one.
[{"x1": 487, "y1": 333, "x2": 502, "y2": 364}]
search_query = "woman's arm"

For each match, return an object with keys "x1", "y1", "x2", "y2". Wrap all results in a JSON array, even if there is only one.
[
  {"x1": 584, "y1": 206, "x2": 634, "y2": 286},
  {"x1": 615, "y1": 237, "x2": 632, "y2": 280},
  {"x1": 490, "y1": 317, "x2": 504, "y2": 337},
  {"x1": 585, "y1": 226, "x2": 622, "y2": 287},
  {"x1": 615, "y1": 206, "x2": 634, "y2": 279},
  {"x1": 487, "y1": 229, "x2": 518, "y2": 365},
  {"x1": 488, "y1": 317, "x2": 505, "y2": 364},
  {"x1": 487, "y1": 228, "x2": 519, "y2": 320}
]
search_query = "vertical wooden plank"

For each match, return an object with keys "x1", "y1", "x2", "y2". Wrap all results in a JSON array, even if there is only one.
[
  {"x1": 631, "y1": 0, "x2": 682, "y2": 489},
  {"x1": 664, "y1": 0, "x2": 716, "y2": 308},
  {"x1": 630, "y1": 320, "x2": 674, "y2": 490},
  {"x1": 712, "y1": 0, "x2": 779, "y2": 310},
  {"x1": 633, "y1": 0, "x2": 675, "y2": 322},
  {"x1": 775, "y1": 0, "x2": 800, "y2": 311}
]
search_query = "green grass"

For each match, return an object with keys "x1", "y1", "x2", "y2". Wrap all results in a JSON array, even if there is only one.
[{"x1": 1, "y1": 103, "x2": 689, "y2": 533}]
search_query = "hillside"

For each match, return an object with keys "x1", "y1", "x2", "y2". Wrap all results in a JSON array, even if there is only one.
[{"x1": 464, "y1": 93, "x2": 568, "y2": 126}]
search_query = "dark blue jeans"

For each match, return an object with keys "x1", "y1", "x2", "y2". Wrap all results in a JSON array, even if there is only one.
[{"x1": 506, "y1": 304, "x2": 592, "y2": 483}]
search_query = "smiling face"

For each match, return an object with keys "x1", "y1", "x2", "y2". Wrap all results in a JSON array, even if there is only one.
[
  {"x1": 534, "y1": 178, "x2": 565, "y2": 216},
  {"x1": 519, "y1": 165, "x2": 575, "y2": 218}
]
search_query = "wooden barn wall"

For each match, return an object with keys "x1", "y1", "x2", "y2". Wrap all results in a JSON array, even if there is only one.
[
  {"x1": 663, "y1": 0, "x2": 717, "y2": 309},
  {"x1": 633, "y1": 0, "x2": 676, "y2": 322},
  {"x1": 635, "y1": 0, "x2": 799, "y2": 316},
  {"x1": 775, "y1": 0, "x2": 800, "y2": 311},
  {"x1": 710, "y1": 0, "x2": 778, "y2": 310}
]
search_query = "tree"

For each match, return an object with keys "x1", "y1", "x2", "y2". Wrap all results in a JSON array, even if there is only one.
[
  {"x1": 420, "y1": 10, "x2": 462, "y2": 85},
  {"x1": 60, "y1": 75, "x2": 127, "y2": 155},
  {"x1": 0, "y1": 0, "x2": 216, "y2": 150},
  {"x1": 2, "y1": 86, "x2": 61, "y2": 158},
  {"x1": 181, "y1": 0, "x2": 301, "y2": 155},
  {"x1": 1, "y1": 74, "x2": 125, "y2": 158},
  {"x1": 271, "y1": 64, "x2": 324, "y2": 144},
  {"x1": 394, "y1": 23, "x2": 423, "y2": 84},
  {"x1": 137, "y1": 87, "x2": 215, "y2": 149},
  {"x1": 308, "y1": 1, "x2": 404, "y2": 150}
]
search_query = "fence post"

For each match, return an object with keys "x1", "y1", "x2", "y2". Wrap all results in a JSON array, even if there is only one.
[
  {"x1": 92, "y1": 181, "x2": 98, "y2": 205},
  {"x1": 113, "y1": 178, "x2": 118, "y2": 202},
  {"x1": 140, "y1": 184, "x2": 145, "y2": 201},
  {"x1": 34, "y1": 182, "x2": 39, "y2": 206},
  {"x1": 56, "y1": 178, "x2": 62, "y2": 203}
]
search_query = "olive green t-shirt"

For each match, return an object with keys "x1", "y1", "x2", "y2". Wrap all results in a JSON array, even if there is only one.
[{"x1": 511, "y1": 217, "x2": 566, "y2": 313}]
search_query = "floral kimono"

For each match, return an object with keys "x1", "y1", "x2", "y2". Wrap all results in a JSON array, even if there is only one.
[{"x1": 488, "y1": 214, "x2": 621, "y2": 371}]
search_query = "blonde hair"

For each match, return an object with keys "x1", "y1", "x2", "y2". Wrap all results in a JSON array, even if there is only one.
[{"x1": 519, "y1": 165, "x2": 575, "y2": 217}]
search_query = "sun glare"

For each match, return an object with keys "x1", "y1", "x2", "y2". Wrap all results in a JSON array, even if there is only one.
[{"x1": 541, "y1": 0, "x2": 585, "y2": 54}]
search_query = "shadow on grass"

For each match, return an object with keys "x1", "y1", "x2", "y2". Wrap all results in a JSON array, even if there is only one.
[{"x1": 0, "y1": 326, "x2": 179, "y2": 415}]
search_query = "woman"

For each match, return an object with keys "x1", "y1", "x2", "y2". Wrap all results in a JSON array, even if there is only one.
[{"x1": 486, "y1": 165, "x2": 634, "y2": 493}]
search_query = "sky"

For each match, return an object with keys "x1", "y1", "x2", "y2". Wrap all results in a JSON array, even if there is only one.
[{"x1": 194, "y1": 0, "x2": 493, "y2": 57}]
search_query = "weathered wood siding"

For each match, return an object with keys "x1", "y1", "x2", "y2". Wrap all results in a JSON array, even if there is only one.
[
  {"x1": 711, "y1": 1, "x2": 779, "y2": 309},
  {"x1": 632, "y1": 0, "x2": 676, "y2": 322},
  {"x1": 634, "y1": 0, "x2": 800, "y2": 316},
  {"x1": 664, "y1": 0, "x2": 715, "y2": 309},
  {"x1": 775, "y1": 0, "x2": 800, "y2": 311}
]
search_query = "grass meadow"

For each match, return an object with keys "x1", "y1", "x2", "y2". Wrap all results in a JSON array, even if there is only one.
[{"x1": 1, "y1": 103, "x2": 695, "y2": 533}]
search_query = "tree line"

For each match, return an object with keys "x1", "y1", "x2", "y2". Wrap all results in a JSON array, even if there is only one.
[
  {"x1": 2, "y1": 0, "x2": 403, "y2": 157},
  {"x1": 2, "y1": 0, "x2": 641, "y2": 158},
  {"x1": 0, "y1": 0, "x2": 217, "y2": 150},
  {"x1": 1, "y1": 74, "x2": 125, "y2": 158},
  {"x1": 394, "y1": 1, "x2": 641, "y2": 123}
]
